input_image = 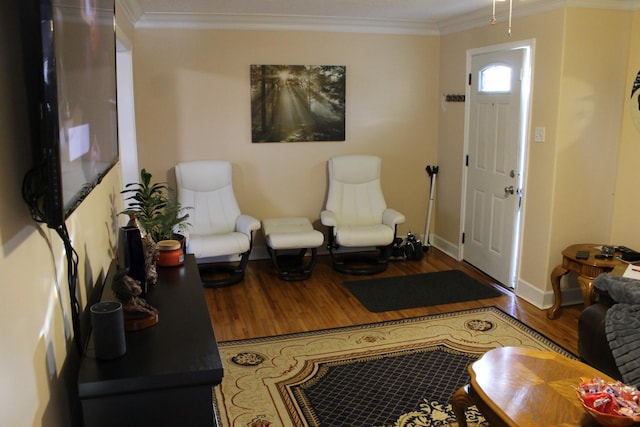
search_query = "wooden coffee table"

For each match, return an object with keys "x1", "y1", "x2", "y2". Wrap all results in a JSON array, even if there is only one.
[{"x1": 451, "y1": 347, "x2": 612, "y2": 427}]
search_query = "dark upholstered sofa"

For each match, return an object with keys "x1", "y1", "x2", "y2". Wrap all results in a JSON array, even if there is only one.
[
  {"x1": 579, "y1": 273, "x2": 640, "y2": 388},
  {"x1": 578, "y1": 297, "x2": 623, "y2": 380}
]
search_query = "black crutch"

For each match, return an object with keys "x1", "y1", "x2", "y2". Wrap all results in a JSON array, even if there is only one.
[{"x1": 423, "y1": 165, "x2": 439, "y2": 251}]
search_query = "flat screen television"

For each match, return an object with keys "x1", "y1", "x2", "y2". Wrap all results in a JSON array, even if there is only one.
[{"x1": 21, "y1": 0, "x2": 118, "y2": 229}]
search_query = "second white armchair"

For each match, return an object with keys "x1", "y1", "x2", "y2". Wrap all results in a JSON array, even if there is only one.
[{"x1": 321, "y1": 154, "x2": 405, "y2": 274}]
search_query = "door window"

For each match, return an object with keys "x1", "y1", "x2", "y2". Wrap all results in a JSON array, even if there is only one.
[{"x1": 479, "y1": 65, "x2": 512, "y2": 93}]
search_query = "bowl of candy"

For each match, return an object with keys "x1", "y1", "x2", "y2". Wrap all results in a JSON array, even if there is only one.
[{"x1": 576, "y1": 378, "x2": 640, "y2": 427}]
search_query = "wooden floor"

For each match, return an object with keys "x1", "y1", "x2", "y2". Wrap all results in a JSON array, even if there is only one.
[{"x1": 204, "y1": 247, "x2": 583, "y2": 355}]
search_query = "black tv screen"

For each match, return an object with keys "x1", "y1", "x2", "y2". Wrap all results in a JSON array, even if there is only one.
[{"x1": 21, "y1": 0, "x2": 118, "y2": 228}]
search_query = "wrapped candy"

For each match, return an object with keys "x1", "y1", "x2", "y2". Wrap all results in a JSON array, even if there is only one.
[
  {"x1": 577, "y1": 377, "x2": 640, "y2": 417},
  {"x1": 582, "y1": 392, "x2": 618, "y2": 413}
]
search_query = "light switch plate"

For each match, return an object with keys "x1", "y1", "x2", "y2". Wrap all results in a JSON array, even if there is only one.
[{"x1": 534, "y1": 127, "x2": 545, "y2": 142}]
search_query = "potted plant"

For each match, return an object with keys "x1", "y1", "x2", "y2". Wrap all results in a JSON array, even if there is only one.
[{"x1": 121, "y1": 168, "x2": 191, "y2": 244}]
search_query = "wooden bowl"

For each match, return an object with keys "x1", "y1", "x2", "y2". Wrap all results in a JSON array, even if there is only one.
[{"x1": 580, "y1": 401, "x2": 640, "y2": 427}]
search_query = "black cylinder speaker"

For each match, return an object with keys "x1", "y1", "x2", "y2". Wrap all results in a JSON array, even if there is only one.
[
  {"x1": 117, "y1": 225, "x2": 147, "y2": 294},
  {"x1": 90, "y1": 301, "x2": 126, "y2": 360}
]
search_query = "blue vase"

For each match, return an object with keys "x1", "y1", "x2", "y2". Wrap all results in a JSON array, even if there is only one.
[{"x1": 117, "y1": 226, "x2": 147, "y2": 294}]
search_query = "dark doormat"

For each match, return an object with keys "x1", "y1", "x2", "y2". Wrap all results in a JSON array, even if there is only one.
[{"x1": 344, "y1": 270, "x2": 502, "y2": 312}]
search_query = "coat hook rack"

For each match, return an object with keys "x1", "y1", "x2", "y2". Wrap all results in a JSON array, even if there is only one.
[{"x1": 445, "y1": 94, "x2": 465, "y2": 102}]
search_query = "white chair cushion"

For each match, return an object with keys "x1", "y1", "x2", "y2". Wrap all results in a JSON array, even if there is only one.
[
  {"x1": 189, "y1": 232, "x2": 250, "y2": 259},
  {"x1": 334, "y1": 224, "x2": 395, "y2": 247},
  {"x1": 263, "y1": 217, "x2": 324, "y2": 250},
  {"x1": 325, "y1": 155, "x2": 388, "y2": 226},
  {"x1": 185, "y1": 189, "x2": 240, "y2": 235}
]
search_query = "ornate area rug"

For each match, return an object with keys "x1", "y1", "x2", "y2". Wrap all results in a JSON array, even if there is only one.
[{"x1": 213, "y1": 307, "x2": 573, "y2": 427}]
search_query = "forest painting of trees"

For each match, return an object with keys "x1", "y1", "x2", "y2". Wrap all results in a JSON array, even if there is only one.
[{"x1": 250, "y1": 65, "x2": 346, "y2": 142}]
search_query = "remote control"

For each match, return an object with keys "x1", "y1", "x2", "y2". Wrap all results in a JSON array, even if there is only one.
[
  {"x1": 576, "y1": 250, "x2": 589, "y2": 260},
  {"x1": 622, "y1": 252, "x2": 640, "y2": 262},
  {"x1": 617, "y1": 246, "x2": 639, "y2": 255}
]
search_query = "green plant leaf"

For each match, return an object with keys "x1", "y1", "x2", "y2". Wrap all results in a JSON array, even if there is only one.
[{"x1": 120, "y1": 168, "x2": 191, "y2": 242}]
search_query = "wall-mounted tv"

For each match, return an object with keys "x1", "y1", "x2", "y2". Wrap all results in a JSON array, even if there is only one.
[{"x1": 21, "y1": 0, "x2": 118, "y2": 229}]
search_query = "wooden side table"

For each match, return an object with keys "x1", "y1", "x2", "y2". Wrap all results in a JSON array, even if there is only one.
[
  {"x1": 546, "y1": 243, "x2": 625, "y2": 319},
  {"x1": 451, "y1": 347, "x2": 611, "y2": 427}
]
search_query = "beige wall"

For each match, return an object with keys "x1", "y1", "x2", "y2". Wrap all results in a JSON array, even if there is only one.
[
  {"x1": 437, "y1": 7, "x2": 634, "y2": 305},
  {"x1": 0, "y1": 3, "x2": 124, "y2": 426},
  {"x1": 132, "y1": 29, "x2": 440, "y2": 246},
  {"x1": 546, "y1": 7, "x2": 631, "y2": 297},
  {"x1": 0, "y1": 166, "x2": 122, "y2": 427},
  {"x1": 553, "y1": 9, "x2": 629, "y2": 246},
  {"x1": 611, "y1": 9, "x2": 640, "y2": 243}
]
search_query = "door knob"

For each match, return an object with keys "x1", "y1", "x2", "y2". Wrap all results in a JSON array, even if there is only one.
[{"x1": 505, "y1": 185, "x2": 515, "y2": 195}]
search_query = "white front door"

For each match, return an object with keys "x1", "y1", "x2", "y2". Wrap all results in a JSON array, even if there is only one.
[{"x1": 463, "y1": 45, "x2": 530, "y2": 287}]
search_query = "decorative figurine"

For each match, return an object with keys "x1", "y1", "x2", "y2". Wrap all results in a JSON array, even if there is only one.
[
  {"x1": 142, "y1": 234, "x2": 159, "y2": 285},
  {"x1": 111, "y1": 269, "x2": 159, "y2": 331}
]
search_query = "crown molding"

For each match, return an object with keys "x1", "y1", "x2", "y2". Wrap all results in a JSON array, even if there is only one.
[
  {"x1": 120, "y1": 0, "x2": 640, "y2": 36},
  {"x1": 134, "y1": 13, "x2": 440, "y2": 35},
  {"x1": 116, "y1": 0, "x2": 143, "y2": 26}
]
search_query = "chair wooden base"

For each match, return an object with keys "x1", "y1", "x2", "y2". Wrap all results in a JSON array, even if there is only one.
[
  {"x1": 197, "y1": 252, "x2": 250, "y2": 288},
  {"x1": 331, "y1": 251, "x2": 389, "y2": 275},
  {"x1": 198, "y1": 264, "x2": 245, "y2": 288},
  {"x1": 268, "y1": 248, "x2": 318, "y2": 281}
]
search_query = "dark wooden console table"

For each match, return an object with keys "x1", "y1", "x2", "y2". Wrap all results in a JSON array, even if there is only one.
[{"x1": 78, "y1": 254, "x2": 223, "y2": 427}]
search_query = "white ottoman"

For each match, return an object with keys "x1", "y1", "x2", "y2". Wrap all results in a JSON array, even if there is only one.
[{"x1": 262, "y1": 217, "x2": 324, "y2": 281}]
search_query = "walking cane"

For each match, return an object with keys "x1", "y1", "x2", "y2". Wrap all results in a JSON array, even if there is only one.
[{"x1": 423, "y1": 165, "x2": 439, "y2": 251}]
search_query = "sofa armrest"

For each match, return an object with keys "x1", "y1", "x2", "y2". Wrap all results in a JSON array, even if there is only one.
[{"x1": 578, "y1": 302, "x2": 622, "y2": 380}]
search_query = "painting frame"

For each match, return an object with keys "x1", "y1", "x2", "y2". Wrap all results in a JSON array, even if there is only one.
[{"x1": 250, "y1": 65, "x2": 346, "y2": 143}]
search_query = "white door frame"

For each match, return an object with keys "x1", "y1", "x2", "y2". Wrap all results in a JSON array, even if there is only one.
[
  {"x1": 459, "y1": 39, "x2": 535, "y2": 290},
  {"x1": 116, "y1": 28, "x2": 140, "y2": 210}
]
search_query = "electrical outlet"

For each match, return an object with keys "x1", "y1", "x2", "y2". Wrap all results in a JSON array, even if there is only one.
[{"x1": 534, "y1": 127, "x2": 545, "y2": 142}]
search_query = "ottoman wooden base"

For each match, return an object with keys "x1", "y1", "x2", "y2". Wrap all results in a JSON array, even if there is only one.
[{"x1": 262, "y1": 217, "x2": 324, "y2": 281}]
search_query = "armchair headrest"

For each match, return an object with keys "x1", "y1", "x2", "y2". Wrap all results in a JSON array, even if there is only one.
[
  {"x1": 329, "y1": 155, "x2": 381, "y2": 184},
  {"x1": 175, "y1": 160, "x2": 232, "y2": 193}
]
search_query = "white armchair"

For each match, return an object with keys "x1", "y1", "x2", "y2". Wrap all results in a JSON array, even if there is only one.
[
  {"x1": 175, "y1": 160, "x2": 261, "y2": 287},
  {"x1": 321, "y1": 155, "x2": 405, "y2": 274}
]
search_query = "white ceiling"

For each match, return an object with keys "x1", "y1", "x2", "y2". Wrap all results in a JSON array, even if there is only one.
[{"x1": 119, "y1": 0, "x2": 638, "y2": 34}]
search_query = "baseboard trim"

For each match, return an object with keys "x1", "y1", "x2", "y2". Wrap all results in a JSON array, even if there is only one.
[
  {"x1": 429, "y1": 234, "x2": 585, "y2": 311},
  {"x1": 430, "y1": 235, "x2": 460, "y2": 260},
  {"x1": 515, "y1": 277, "x2": 583, "y2": 310}
]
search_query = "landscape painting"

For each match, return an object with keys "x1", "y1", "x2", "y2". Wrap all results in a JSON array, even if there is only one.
[{"x1": 250, "y1": 65, "x2": 346, "y2": 142}]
